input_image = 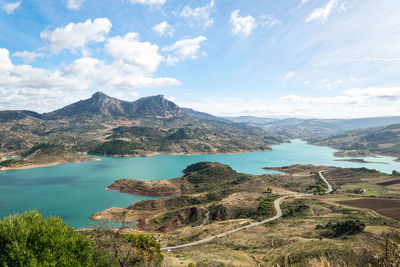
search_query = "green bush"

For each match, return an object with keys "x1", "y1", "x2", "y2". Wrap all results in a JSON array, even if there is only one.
[
  {"x1": 316, "y1": 220, "x2": 366, "y2": 238},
  {"x1": 258, "y1": 197, "x2": 276, "y2": 216},
  {"x1": 0, "y1": 210, "x2": 93, "y2": 266}
]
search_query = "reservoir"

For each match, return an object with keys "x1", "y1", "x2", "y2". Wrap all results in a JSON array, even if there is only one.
[{"x1": 1, "y1": 140, "x2": 399, "y2": 228}]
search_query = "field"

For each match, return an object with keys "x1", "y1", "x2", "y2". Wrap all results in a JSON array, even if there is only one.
[
  {"x1": 377, "y1": 178, "x2": 400, "y2": 186},
  {"x1": 338, "y1": 199, "x2": 400, "y2": 221}
]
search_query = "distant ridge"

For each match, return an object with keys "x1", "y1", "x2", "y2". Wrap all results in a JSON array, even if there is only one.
[
  {"x1": 0, "y1": 110, "x2": 42, "y2": 122},
  {"x1": 42, "y1": 92, "x2": 183, "y2": 119}
]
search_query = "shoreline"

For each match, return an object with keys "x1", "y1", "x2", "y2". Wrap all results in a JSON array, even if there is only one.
[
  {"x1": 0, "y1": 147, "x2": 271, "y2": 171},
  {"x1": 334, "y1": 159, "x2": 389, "y2": 164},
  {"x1": 0, "y1": 157, "x2": 101, "y2": 171},
  {"x1": 105, "y1": 186, "x2": 177, "y2": 197},
  {"x1": 305, "y1": 140, "x2": 400, "y2": 162},
  {"x1": 90, "y1": 147, "x2": 274, "y2": 158}
]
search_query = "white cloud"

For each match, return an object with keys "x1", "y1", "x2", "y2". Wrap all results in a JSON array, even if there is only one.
[
  {"x1": 343, "y1": 87, "x2": 400, "y2": 101},
  {"x1": 40, "y1": 18, "x2": 112, "y2": 54},
  {"x1": 66, "y1": 0, "x2": 84, "y2": 10},
  {"x1": 305, "y1": 81, "x2": 311, "y2": 85},
  {"x1": 0, "y1": 88, "x2": 78, "y2": 112},
  {"x1": 179, "y1": 91, "x2": 400, "y2": 119},
  {"x1": 163, "y1": 36, "x2": 207, "y2": 65},
  {"x1": 182, "y1": 86, "x2": 400, "y2": 118},
  {"x1": 259, "y1": 15, "x2": 281, "y2": 29},
  {"x1": 2, "y1": 1, "x2": 21, "y2": 14},
  {"x1": 65, "y1": 56, "x2": 180, "y2": 90},
  {"x1": 65, "y1": 32, "x2": 180, "y2": 90},
  {"x1": 230, "y1": 10, "x2": 256, "y2": 37},
  {"x1": 306, "y1": 0, "x2": 343, "y2": 23},
  {"x1": 180, "y1": 0, "x2": 215, "y2": 28},
  {"x1": 280, "y1": 87, "x2": 400, "y2": 105},
  {"x1": 301, "y1": 0, "x2": 310, "y2": 4},
  {"x1": 0, "y1": 45, "x2": 180, "y2": 110},
  {"x1": 152, "y1": 21, "x2": 174, "y2": 37},
  {"x1": 279, "y1": 94, "x2": 357, "y2": 104},
  {"x1": 13, "y1": 51, "x2": 44, "y2": 63},
  {"x1": 105, "y1": 33, "x2": 163, "y2": 73},
  {"x1": 128, "y1": 0, "x2": 165, "y2": 5},
  {"x1": 0, "y1": 48, "x2": 88, "y2": 91},
  {"x1": 285, "y1": 72, "x2": 294, "y2": 79}
]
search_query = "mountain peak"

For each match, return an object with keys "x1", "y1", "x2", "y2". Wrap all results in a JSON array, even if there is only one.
[
  {"x1": 90, "y1": 92, "x2": 111, "y2": 102},
  {"x1": 133, "y1": 94, "x2": 183, "y2": 118},
  {"x1": 92, "y1": 91, "x2": 108, "y2": 98},
  {"x1": 43, "y1": 93, "x2": 183, "y2": 119}
]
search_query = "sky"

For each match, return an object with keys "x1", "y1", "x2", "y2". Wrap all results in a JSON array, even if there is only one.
[{"x1": 0, "y1": 0, "x2": 400, "y2": 118}]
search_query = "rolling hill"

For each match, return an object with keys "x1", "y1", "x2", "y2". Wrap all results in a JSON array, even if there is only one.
[
  {"x1": 224, "y1": 116, "x2": 400, "y2": 139},
  {"x1": 309, "y1": 123, "x2": 400, "y2": 159}
]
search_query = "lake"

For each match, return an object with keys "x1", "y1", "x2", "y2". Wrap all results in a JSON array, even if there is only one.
[{"x1": 1, "y1": 140, "x2": 399, "y2": 228}]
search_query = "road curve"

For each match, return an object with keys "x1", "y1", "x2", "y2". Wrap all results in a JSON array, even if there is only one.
[
  {"x1": 161, "y1": 171, "x2": 332, "y2": 252},
  {"x1": 319, "y1": 170, "x2": 333, "y2": 194}
]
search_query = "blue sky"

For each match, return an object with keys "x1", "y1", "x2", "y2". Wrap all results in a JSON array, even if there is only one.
[{"x1": 1, "y1": 0, "x2": 400, "y2": 118}]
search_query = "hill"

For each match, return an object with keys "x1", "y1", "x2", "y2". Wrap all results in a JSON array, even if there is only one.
[
  {"x1": 0, "y1": 93, "x2": 285, "y2": 169},
  {"x1": 92, "y1": 162, "x2": 400, "y2": 266},
  {"x1": 224, "y1": 116, "x2": 400, "y2": 139},
  {"x1": 309, "y1": 123, "x2": 400, "y2": 159}
]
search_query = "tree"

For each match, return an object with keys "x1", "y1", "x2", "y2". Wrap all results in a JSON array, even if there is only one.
[{"x1": 0, "y1": 210, "x2": 93, "y2": 266}]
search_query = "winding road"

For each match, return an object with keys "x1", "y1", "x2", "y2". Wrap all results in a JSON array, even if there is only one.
[{"x1": 161, "y1": 170, "x2": 332, "y2": 252}]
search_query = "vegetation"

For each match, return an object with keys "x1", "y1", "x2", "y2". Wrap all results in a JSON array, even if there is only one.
[
  {"x1": 307, "y1": 172, "x2": 328, "y2": 194},
  {"x1": 257, "y1": 197, "x2": 276, "y2": 217},
  {"x1": 0, "y1": 211, "x2": 164, "y2": 267},
  {"x1": 316, "y1": 220, "x2": 366, "y2": 238},
  {"x1": 310, "y1": 122, "x2": 400, "y2": 159},
  {"x1": 0, "y1": 142, "x2": 97, "y2": 169},
  {"x1": 86, "y1": 226, "x2": 163, "y2": 267},
  {"x1": 89, "y1": 140, "x2": 141, "y2": 156},
  {"x1": 0, "y1": 210, "x2": 93, "y2": 266},
  {"x1": 225, "y1": 116, "x2": 400, "y2": 139}
]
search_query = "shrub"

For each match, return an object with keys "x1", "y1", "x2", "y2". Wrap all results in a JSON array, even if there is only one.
[
  {"x1": 316, "y1": 220, "x2": 365, "y2": 238},
  {"x1": 87, "y1": 226, "x2": 163, "y2": 267},
  {"x1": 258, "y1": 197, "x2": 276, "y2": 216},
  {"x1": 0, "y1": 210, "x2": 93, "y2": 266}
]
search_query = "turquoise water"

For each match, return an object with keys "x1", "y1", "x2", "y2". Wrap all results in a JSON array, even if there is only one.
[{"x1": 1, "y1": 140, "x2": 399, "y2": 228}]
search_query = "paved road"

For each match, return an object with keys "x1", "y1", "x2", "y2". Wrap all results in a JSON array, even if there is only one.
[
  {"x1": 319, "y1": 170, "x2": 333, "y2": 193},
  {"x1": 161, "y1": 171, "x2": 332, "y2": 252}
]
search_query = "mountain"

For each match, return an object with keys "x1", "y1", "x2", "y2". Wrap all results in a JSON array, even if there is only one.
[
  {"x1": 222, "y1": 116, "x2": 278, "y2": 126},
  {"x1": 132, "y1": 95, "x2": 183, "y2": 118},
  {"x1": 224, "y1": 116, "x2": 400, "y2": 139},
  {"x1": 182, "y1": 108, "x2": 234, "y2": 124},
  {"x1": 309, "y1": 123, "x2": 400, "y2": 159},
  {"x1": 0, "y1": 92, "x2": 286, "y2": 168},
  {"x1": 44, "y1": 92, "x2": 182, "y2": 119},
  {"x1": 0, "y1": 110, "x2": 42, "y2": 122}
]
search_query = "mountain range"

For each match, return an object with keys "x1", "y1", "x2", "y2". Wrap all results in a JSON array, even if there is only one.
[
  {"x1": 309, "y1": 123, "x2": 400, "y2": 159},
  {"x1": 224, "y1": 116, "x2": 400, "y2": 139},
  {"x1": 0, "y1": 93, "x2": 285, "y2": 169}
]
